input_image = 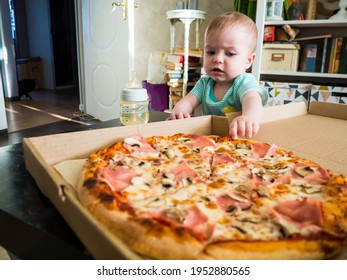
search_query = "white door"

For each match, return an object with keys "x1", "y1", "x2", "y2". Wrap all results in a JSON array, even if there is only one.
[{"x1": 77, "y1": 0, "x2": 135, "y2": 121}]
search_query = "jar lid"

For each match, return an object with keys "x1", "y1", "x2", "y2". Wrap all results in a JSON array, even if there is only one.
[{"x1": 121, "y1": 88, "x2": 148, "y2": 101}]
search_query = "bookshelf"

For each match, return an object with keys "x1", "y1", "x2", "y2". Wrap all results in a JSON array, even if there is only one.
[
  {"x1": 166, "y1": 9, "x2": 206, "y2": 110},
  {"x1": 252, "y1": 3, "x2": 347, "y2": 86}
]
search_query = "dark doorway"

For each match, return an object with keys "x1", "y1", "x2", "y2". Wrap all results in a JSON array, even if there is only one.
[{"x1": 49, "y1": 0, "x2": 78, "y2": 88}]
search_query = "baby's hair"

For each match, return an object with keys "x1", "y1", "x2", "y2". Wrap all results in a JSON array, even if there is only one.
[{"x1": 205, "y1": 12, "x2": 258, "y2": 52}]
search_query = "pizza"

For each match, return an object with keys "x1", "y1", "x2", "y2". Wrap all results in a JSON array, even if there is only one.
[{"x1": 76, "y1": 133, "x2": 347, "y2": 260}]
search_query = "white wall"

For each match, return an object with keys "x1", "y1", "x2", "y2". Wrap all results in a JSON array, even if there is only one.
[
  {"x1": 134, "y1": 0, "x2": 233, "y2": 82},
  {"x1": 25, "y1": 0, "x2": 55, "y2": 89},
  {"x1": 0, "y1": 0, "x2": 19, "y2": 99},
  {"x1": 0, "y1": 71, "x2": 7, "y2": 131}
]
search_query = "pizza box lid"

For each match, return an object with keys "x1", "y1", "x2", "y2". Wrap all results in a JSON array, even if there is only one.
[{"x1": 23, "y1": 101, "x2": 347, "y2": 259}]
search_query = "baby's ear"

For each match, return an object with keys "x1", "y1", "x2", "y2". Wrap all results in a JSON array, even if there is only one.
[{"x1": 245, "y1": 53, "x2": 256, "y2": 70}]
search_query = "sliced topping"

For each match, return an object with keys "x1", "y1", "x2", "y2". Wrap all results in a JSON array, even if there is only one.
[
  {"x1": 251, "y1": 170, "x2": 291, "y2": 189},
  {"x1": 161, "y1": 177, "x2": 175, "y2": 189},
  {"x1": 169, "y1": 162, "x2": 203, "y2": 183},
  {"x1": 292, "y1": 163, "x2": 331, "y2": 184},
  {"x1": 123, "y1": 134, "x2": 157, "y2": 153},
  {"x1": 199, "y1": 150, "x2": 213, "y2": 164},
  {"x1": 162, "y1": 148, "x2": 176, "y2": 159},
  {"x1": 273, "y1": 197, "x2": 324, "y2": 228},
  {"x1": 149, "y1": 205, "x2": 214, "y2": 241},
  {"x1": 212, "y1": 153, "x2": 235, "y2": 166},
  {"x1": 190, "y1": 135, "x2": 216, "y2": 149},
  {"x1": 300, "y1": 183, "x2": 322, "y2": 194},
  {"x1": 295, "y1": 166, "x2": 314, "y2": 177},
  {"x1": 216, "y1": 194, "x2": 253, "y2": 212},
  {"x1": 251, "y1": 142, "x2": 277, "y2": 159},
  {"x1": 256, "y1": 185, "x2": 270, "y2": 198},
  {"x1": 103, "y1": 164, "x2": 139, "y2": 192}
]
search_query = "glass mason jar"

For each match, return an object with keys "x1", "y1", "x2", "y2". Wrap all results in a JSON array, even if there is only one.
[{"x1": 120, "y1": 88, "x2": 149, "y2": 126}]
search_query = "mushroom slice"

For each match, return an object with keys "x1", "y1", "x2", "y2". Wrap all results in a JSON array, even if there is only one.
[
  {"x1": 295, "y1": 166, "x2": 315, "y2": 177},
  {"x1": 124, "y1": 137, "x2": 142, "y2": 147},
  {"x1": 162, "y1": 148, "x2": 175, "y2": 159},
  {"x1": 162, "y1": 178, "x2": 175, "y2": 189},
  {"x1": 165, "y1": 208, "x2": 187, "y2": 223},
  {"x1": 228, "y1": 193, "x2": 250, "y2": 203}
]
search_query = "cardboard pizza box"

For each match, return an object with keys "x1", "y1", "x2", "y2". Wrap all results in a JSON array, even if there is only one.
[{"x1": 23, "y1": 101, "x2": 347, "y2": 259}]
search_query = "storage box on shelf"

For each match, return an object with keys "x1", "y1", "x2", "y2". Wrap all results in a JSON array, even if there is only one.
[
  {"x1": 261, "y1": 43, "x2": 301, "y2": 72},
  {"x1": 260, "y1": 81, "x2": 311, "y2": 107}
]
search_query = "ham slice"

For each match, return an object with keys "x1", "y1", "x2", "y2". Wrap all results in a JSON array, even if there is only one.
[
  {"x1": 190, "y1": 135, "x2": 216, "y2": 149},
  {"x1": 170, "y1": 162, "x2": 202, "y2": 182},
  {"x1": 212, "y1": 153, "x2": 235, "y2": 166},
  {"x1": 251, "y1": 173, "x2": 291, "y2": 188},
  {"x1": 251, "y1": 142, "x2": 277, "y2": 159},
  {"x1": 292, "y1": 163, "x2": 331, "y2": 184},
  {"x1": 149, "y1": 205, "x2": 214, "y2": 241},
  {"x1": 216, "y1": 194, "x2": 253, "y2": 211},
  {"x1": 273, "y1": 197, "x2": 323, "y2": 228},
  {"x1": 103, "y1": 164, "x2": 138, "y2": 192},
  {"x1": 123, "y1": 134, "x2": 157, "y2": 153}
]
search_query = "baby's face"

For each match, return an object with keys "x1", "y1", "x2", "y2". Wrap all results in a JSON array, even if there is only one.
[{"x1": 203, "y1": 27, "x2": 255, "y2": 84}]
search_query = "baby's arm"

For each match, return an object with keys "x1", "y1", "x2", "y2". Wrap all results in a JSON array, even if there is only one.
[
  {"x1": 167, "y1": 93, "x2": 201, "y2": 120},
  {"x1": 229, "y1": 91, "x2": 263, "y2": 139}
]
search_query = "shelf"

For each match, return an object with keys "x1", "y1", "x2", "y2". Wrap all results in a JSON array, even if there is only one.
[
  {"x1": 264, "y1": 19, "x2": 347, "y2": 28},
  {"x1": 260, "y1": 71, "x2": 347, "y2": 79}
]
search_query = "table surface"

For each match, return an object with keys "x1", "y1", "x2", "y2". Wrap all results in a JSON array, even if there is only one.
[{"x1": 0, "y1": 111, "x2": 168, "y2": 259}]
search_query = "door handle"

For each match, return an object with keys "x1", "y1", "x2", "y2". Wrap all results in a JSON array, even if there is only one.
[{"x1": 112, "y1": 0, "x2": 138, "y2": 20}]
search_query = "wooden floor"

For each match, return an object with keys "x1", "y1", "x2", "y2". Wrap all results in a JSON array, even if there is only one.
[{"x1": 0, "y1": 88, "x2": 100, "y2": 147}]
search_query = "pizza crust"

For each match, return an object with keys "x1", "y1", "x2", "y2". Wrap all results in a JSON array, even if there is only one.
[
  {"x1": 77, "y1": 175, "x2": 209, "y2": 259},
  {"x1": 204, "y1": 240, "x2": 343, "y2": 260}
]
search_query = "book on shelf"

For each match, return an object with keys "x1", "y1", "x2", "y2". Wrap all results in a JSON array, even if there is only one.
[
  {"x1": 320, "y1": 37, "x2": 329, "y2": 73},
  {"x1": 174, "y1": 47, "x2": 203, "y2": 58},
  {"x1": 168, "y1": 78, "x2": 183, "y2": 83},
  {"x1": 333, "y1": 37, "x2": 344, "y2": 74},
  {"x1": 298, "y1": 39, "x2": 323, "y2": 73},
  {"x1": 166, "y1": 54, "x2": 201, "y2": 64},
  {"x1": 305, "y1": 44, "x2": 318, "y2": 72},
  {"x1": 167, "y1": 81, "x2": 183, "y2": 87},
  {"x1": 167, "y1": 54, "x2": 184, "y2": 64},
  {"x1": 165, "y1": 61, "x2": 183, "y2": 70},
  {"x1": 167, "y1": 73, "x2": 182, "y2": 79},
  {"x1": 328, "y1": 38, "x2": 337, "y2": 74},
  {"x1": 338, "y1": 37, "x2": 347, "y2": 74},
  {"x1": 165, "y1": 69, "x2": 183, "y2": 74},
  {"x1": 169, "y1": 86, "x2": 183, "y2": 93},
  {"x1": 323, "y1": 38, "x2": 333, "y2": 73}
]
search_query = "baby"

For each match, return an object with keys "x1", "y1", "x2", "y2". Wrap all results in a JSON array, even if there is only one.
[{"x1": 167, "y1": 12, "x2": 268, "y2": 139}]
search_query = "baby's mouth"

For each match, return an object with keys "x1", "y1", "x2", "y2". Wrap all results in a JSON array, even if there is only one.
[{"x1": 211, "y1": 67, "x2": 224, "y2": 73}]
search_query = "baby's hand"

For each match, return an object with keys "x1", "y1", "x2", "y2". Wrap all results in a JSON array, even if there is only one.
[
  {"x1": 229, "y1": 115, "x2": 260, "y2": 139},
  {"x1": 166, "y1": 112, "x2": 191, "y2": 120}
]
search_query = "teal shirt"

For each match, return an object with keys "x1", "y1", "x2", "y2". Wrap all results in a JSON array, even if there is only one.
[{"x1": 191, "y1": 73, "x2": 268, "y2": 115}]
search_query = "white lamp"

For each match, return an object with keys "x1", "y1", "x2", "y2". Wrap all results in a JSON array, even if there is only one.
[
  {"x1": 330, "y1": 0, "x2": 347, "y2": 20},
  {"x1": 266, "y1": 0, "x2": 284, "y2": 21}
]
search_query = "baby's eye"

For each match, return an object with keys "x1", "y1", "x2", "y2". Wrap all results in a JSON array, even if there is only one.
[
  {"x1": 226, "y1": 52, "x2": 236, "y2": 57},
  {"x1": 206, "y1": 50, "x2": 215, "y2": 56}
]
